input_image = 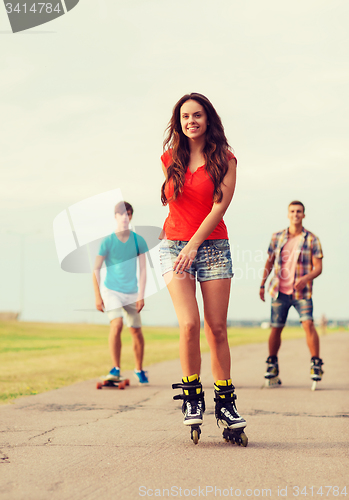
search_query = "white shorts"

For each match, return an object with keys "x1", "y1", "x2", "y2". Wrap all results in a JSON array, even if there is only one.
[{"x1": 101, "y1": 288, "x2": 142, "y2": 328}]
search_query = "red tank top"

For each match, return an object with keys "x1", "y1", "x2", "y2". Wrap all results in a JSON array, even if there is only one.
[{"x1": 161, "y1": 149, "x2": 236, "y2": 241}]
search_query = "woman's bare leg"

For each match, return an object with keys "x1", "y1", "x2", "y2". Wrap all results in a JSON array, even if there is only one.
[
  {"x1": 200, "y1": 278, "x2": 231, "y2": 381},
  {"x1": 164, "y1": 271, "x2": 201, "y2": 376}
]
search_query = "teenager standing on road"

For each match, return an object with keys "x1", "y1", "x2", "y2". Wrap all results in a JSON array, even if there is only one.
[
  {"x1": 93, "y1": 202, "x2": 149, "y2": 385},
  {"x1": 159, "y1": 93, "x2": 247, "y2": 441},
  {"x1": 260, "y1": 201, "x2": 324, "y2": 388}
]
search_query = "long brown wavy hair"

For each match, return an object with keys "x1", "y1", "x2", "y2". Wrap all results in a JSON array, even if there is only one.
[{"x1": 161, "y1": 93, "x2": 233, "y2": 206}]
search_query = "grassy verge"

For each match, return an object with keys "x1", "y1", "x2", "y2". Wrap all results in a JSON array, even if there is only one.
[{"x1": 0, "y1": 321, "x2": 340, "y2": 404}]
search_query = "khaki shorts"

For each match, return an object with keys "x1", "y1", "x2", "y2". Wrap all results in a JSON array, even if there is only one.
[{"x1": 101, "y1": 288, "x2": 142, "y2": 328}]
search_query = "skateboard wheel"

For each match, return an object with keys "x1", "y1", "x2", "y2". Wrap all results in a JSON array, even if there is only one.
[
  {"x1": 125, "y1": 379, "x2": 130, "y2": 386},
  {"x1": 119, "y1": 381, "x2": 126, "y2": 390},
  {"x1": 96, "y1": 382, "x2": 103, "y2": 390}
]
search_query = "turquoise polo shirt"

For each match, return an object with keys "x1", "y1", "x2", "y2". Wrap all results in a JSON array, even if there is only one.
[{"x1": 98, "y1": 231, "x2": 148, "y2": 294}]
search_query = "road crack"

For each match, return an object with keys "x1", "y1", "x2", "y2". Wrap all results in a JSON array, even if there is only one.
[
  {"x1": 247, "y1": 409, "x2": 349, "y2": 418},
  {"x1": 0, "y1": 451, "x2": 10, "y2": 463}
]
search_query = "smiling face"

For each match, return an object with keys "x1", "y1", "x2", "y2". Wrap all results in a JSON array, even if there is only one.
[
  {"x1": 288, "y1": 204, "x2": 305, "y2": 226},
  {"x1": 180, "y1": 99, "x2": 208, "y2": 141}
]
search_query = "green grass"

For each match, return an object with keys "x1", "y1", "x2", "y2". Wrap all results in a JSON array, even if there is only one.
[{"x1": 0, "y1": 321, "x2": 340, "y2": 404}]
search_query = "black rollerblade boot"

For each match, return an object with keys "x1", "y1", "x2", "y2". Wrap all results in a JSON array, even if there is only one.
[
  {"x1": 172, "y1": 374, "x2": 205, "y2": 444},
  {"x1": 264, "y1": 355, "x2": 281, "y2": 387},
  {"x1": 310, "y1": 357, "x2": 324, "y2": 391},
  {"x1": 214, "y1": 380, "x2": 248, "y2": 446}
]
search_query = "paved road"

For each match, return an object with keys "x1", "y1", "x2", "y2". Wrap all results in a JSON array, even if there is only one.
[{"x1": 1, "y1": 332, "x2": 348, "y2": 500}]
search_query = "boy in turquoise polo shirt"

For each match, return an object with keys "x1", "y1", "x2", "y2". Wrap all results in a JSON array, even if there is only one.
[{"x1": 93, "y1": 201, "x2": 149, "y2": 384}]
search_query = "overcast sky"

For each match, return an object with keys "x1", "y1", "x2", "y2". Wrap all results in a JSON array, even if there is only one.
[{"x1": 1, "y1": 0, "x2": 348, "y2": 325}]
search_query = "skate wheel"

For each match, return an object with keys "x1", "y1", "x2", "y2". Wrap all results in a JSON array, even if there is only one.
[
  {"x1": 119, "y1": 381, "x2": 126, "y2": 390},
  {"x1": 239, "y1": 432, "x2": 248, "y2": 447},
  {"x1": 222, "y1": 429, "x2": 235, "y2": 444},
  {"x1": 222, "y1": 429, "x2": 231, "y2": 443},
  {"x1": 125, "y1": 379, "x2": 130, "y2": 386},
  {"x1": 191, "y1": 426, "x2": 201, "y2": 445},
  {"x1": 265, "y1": 377, "x2": 281, "y2": 388},
  {"x1": 96, "y1": 382, "x2": 103, "y2": 389},
  {"x1": 311, "y1": 381, "x2": 317, "y2": 391}
]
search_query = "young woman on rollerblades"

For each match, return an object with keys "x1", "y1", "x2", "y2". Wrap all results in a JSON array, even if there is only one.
[{"x1": 159, "y1": 93, "x2": 247, "y2": 445}]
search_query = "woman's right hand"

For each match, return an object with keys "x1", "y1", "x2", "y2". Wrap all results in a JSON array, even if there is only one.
[{"x1": 173, "y1": 242, "x2": 198, "y2": 274}]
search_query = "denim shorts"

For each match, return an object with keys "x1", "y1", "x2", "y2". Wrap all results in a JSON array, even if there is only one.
[
  {"x1": 159, "y1": 239, "x2": 233, "y2": 282},
  {"x1": 271, "y1": 292, "x2": 313, "y2": 327}
]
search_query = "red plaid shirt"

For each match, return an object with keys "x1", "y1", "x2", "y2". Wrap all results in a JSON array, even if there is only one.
[{"x1": 267, "y1": 228, "x2": 323, "y2": 300}]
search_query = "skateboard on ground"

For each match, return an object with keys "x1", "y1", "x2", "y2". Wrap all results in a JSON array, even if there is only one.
[{"x1": 96, "y1": 376, "x2": 130, "y2": 390}]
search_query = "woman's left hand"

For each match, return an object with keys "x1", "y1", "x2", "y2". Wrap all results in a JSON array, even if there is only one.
[{"x1": 173, "y1": 243, "x2": 198, "y2": 274}]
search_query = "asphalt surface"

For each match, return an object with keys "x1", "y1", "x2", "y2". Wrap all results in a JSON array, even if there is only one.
[{"x1": 1, "y1": 332, "x2": 348, "y2": 500}]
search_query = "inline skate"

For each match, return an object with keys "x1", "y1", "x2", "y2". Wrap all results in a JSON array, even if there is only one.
[
  {"x1": 172, "y1": 375, "x2": 205, "y2": 445},
  {"x1": 214, "y1": 381, "x2": 248, "y2": 447},
  {"x1": 310, "y1": 356, "x2": 324, "y2": 391},
  {"x1": 264, "y1": 355, "x2": 282, "y2": 387}
]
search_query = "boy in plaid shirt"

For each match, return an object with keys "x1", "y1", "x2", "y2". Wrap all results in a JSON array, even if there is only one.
[{"x1": 260, "y1": 201, "x2": 324, "y2": 387}]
